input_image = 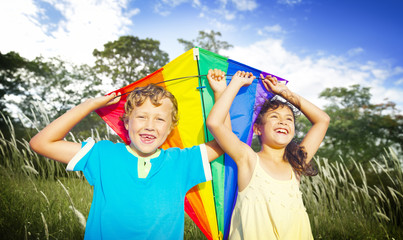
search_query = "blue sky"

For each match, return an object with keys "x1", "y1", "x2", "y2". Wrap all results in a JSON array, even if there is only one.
[{"x1": 1, "y1": 0, "x2": 403, "y2": 111}]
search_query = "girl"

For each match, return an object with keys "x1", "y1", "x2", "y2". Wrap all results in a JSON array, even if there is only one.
[{"x1": 206, "y1": 70, "x2": 330, "y2": 239}]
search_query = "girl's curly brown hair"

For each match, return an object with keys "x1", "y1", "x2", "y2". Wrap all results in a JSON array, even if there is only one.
[{"x1": 254, "y1": 98, "x2": 317, "y2": 176}]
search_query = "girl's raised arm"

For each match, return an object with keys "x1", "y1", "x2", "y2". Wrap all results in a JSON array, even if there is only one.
[
  {"x1": 261, "y1": 75, "x2": 330, "y2": 163},
  {"x1": 206, "y1": 71, "x2": 256, "y2": 168}
]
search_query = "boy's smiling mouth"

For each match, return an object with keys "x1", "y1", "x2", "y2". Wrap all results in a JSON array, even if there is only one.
[{"x1": 140, "y1": 134, "x2": 156, "y2": 143}]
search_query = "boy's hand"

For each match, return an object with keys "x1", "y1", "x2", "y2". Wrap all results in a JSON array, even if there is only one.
[
  {"x1": 261, "y1": 74, "x2": 288, "y2": 96},
  {"x1": 207, "y1": 69, "x2": 227, "y2": 93},
  {"x1": 87, "y1": 92, "x2": 121, "y2": 110},
  {"x1": 232, "y1": 71, "x2": 255, "y2": 87},
  {"x1": 105, "y1": 92, "x2": 121, "y2": 106}
]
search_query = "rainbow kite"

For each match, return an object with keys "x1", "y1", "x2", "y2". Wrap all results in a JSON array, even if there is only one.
[{"x1": 96, "y1": 47, "x2": 288, "y2": 240}]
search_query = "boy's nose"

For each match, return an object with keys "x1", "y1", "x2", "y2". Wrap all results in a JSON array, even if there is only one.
[{"x1": 144, "y1": 119, "x2": 155, "y2": 130}]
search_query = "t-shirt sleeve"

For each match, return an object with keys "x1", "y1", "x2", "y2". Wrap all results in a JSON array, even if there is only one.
[
  {"x1": 181, "y1": 144, "x2": 212, "y2": 191},
  {"x1": 66, "y1": 137, "x2": 100, "y2": 186}
]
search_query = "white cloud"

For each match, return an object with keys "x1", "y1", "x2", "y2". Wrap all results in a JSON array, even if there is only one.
[
  {"x1": 258, "y1": 24, "x2": 284, "y2": 35},
  {"x1": 277, "y1": 0, "x2": 302, "y2": 6},
  {"x1": 157, "y1": 0, "x2": 190, "y2": 7},
  {"x1": 154, "y1": 0, "x2": 194, "y2": 16},
  {"x1": 221, "y1": 38, "x2": 403, "y2": 112},
  {"x1": 0, "y1": 0, "x2": 137, "y2": 64},
  {"x1": 0, "y1": 0, "x2": 49, "y2": 58},
  {"x1": 231, "y1": 0, "x2": 258, "y2": 11},
  {"x1": 217, "y1": 0, "x2": 257, "y2": 11},
  {"x1": 153, "y1": 3, "x2": 171, "y2": 16},
  {"x1": 207, "y1": 18, "x2": 236, "y2": 31},
  {"x1": 395, "y1": 78, "x2": 403, "y2": 86},
  {"x1": 192, "y1": 0, "x2": 201, "y2": 7},
  {"x1": 347, "y1": 47, "x2": 364, "y2": 57},
  {"x1": 223, "y1": 10, "x2": 236, "y2": 21}
]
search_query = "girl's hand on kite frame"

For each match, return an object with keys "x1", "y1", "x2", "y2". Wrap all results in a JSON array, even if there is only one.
[
  {"x1": 231, "y1": 70, "x2": 256, "y2": 87},
  {"x1": 261, "y1": 74, "x2": 288, "y2": 97},
  {"x1": 207, "y1": 69, "x2": 227, "y2": 94}
]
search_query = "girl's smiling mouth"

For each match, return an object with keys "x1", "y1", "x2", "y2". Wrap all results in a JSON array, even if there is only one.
[{"x1": 275, "y1": 128, "x2": 288, "y2": 134}]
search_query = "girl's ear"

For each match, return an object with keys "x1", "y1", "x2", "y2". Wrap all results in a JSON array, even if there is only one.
[{"x1": 253, "y1": 123, "x2": 261, "y2": 136}]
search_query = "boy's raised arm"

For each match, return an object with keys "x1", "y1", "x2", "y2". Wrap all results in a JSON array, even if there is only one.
[{"x1": 29, "y1": 93, "x2": 120, "y2": 164}]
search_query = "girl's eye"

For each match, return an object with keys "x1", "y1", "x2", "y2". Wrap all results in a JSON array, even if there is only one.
[
  {"x1": 137, "y1": 116, "x2": 145, "y2": 119},
  {"x1": 157, "y1": 118, "x2": 165, "y2": 122}
]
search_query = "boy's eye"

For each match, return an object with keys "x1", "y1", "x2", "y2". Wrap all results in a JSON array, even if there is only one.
[
  {"x1": 137, "y1": 116, "x2": 145, "y2": 119},
  {"x1": 157, "y1": 118, "x2": 165, "y2": 122}
]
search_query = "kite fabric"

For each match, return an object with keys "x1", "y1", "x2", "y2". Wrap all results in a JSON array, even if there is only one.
[{"x1": 96, "y1": 47, "x2": 288, "y2": 240}]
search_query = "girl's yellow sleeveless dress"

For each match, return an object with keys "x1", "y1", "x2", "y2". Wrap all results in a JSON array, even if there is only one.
[{"x1": 229, "y1": 155, "x2": 313, "y2": 240}]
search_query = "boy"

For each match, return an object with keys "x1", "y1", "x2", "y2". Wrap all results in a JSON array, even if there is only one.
[{"x1": 29, "y1": 69, "x2": 231, "y2": 239}]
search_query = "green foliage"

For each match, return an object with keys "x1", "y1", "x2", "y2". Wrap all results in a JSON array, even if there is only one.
[
  {"x1": 0, "y1": 51, "x2": 110, "y2": 139},
  {"x1": 299, "y1": 84, "x2": 403, "y2": 163},
  {"x1": 0, "y1": 51, "x2": 45, "y2": 139},
  {"x1": 93, "y1": 35, "x2": 169, "y2": 88},
  {"x1": 178, "y1": 30, "x2": 233, "y2": 53},
  {"x1": 19, "y1": 56, "x2": 103, "y2": 122}
]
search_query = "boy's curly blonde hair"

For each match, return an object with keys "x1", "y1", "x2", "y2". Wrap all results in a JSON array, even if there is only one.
[{"x1": 122, "y1": 84, "x2": 179, "y2": 128}]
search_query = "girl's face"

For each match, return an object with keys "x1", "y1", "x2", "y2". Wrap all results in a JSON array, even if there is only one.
[
  {"x1": 254, "y1": 106, "x2": 295, "y2": 149},
  {"x1": 124, "y1": 97, "x2": 174, "y2": 157}
]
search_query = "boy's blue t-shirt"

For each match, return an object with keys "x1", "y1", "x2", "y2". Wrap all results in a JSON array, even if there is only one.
[{"x1": 66, "y1": 138, "x2": 211, "y2": 240}]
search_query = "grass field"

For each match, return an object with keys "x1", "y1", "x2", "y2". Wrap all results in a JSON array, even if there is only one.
[{"x1": 0, "y1": 120, "x2": 402, "y2": 239}]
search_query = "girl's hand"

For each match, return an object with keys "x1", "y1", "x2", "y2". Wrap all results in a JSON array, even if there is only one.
[
  {"x1": 261, "y1": 74, "x2": 288, "y2": 96},
  {"x1": 207, "y1": 69, "x2": 227, "y2": 94},
  {"x1": 232, "y1": 71, "x2": 255, "y2": 87}
]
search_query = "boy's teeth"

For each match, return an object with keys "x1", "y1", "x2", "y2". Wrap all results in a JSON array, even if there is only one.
[{"x1": 141, "y1": 134, "x2": 155, "y2": 139}]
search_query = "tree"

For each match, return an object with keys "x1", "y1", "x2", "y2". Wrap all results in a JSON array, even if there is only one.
[
  {"x1": 15, "y1": 57, "x2": 101, "y2": 121},
  {"x1": 178, "y1": 30, "x2": 233, "y2": 53},
  {"x1": 0, "y1": 51, "x2": 45, "y2": 138},
  {"x1": 0, "y1": 52, "x2": 37, "y2": 115},
  {"x1": 17, "y1": 56, "x2": 112, "y2": 140},
  {"x1": 299, "y1": 84, "x2": 403, "y2": 163},
  {"x1": 0, "y1": 52, "x2": 109, "y2": 140},
  {"x1": 93, "y1": 35, "x2": 169, "y2": 88}
]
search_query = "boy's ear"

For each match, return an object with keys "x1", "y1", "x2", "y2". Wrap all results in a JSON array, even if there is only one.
[
  {"x1": 169, "y1": 123, "x2": 176, "y2": 133},
  {"x1": 124, "y1": 120, "x2": 129, "y2": 130}
]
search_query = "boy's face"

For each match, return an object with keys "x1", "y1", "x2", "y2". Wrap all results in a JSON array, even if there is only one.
[{"x1": 124, "y1": 97, "x2": 174, "y2": 157}]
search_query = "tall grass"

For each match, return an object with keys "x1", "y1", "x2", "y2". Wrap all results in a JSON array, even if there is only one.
[
  {"x1": 302, "y1": 152, "x2": 403, "y2": 239},
  {"x1": 0, "y1": 113, "x2": 402, "y2": 239}
]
